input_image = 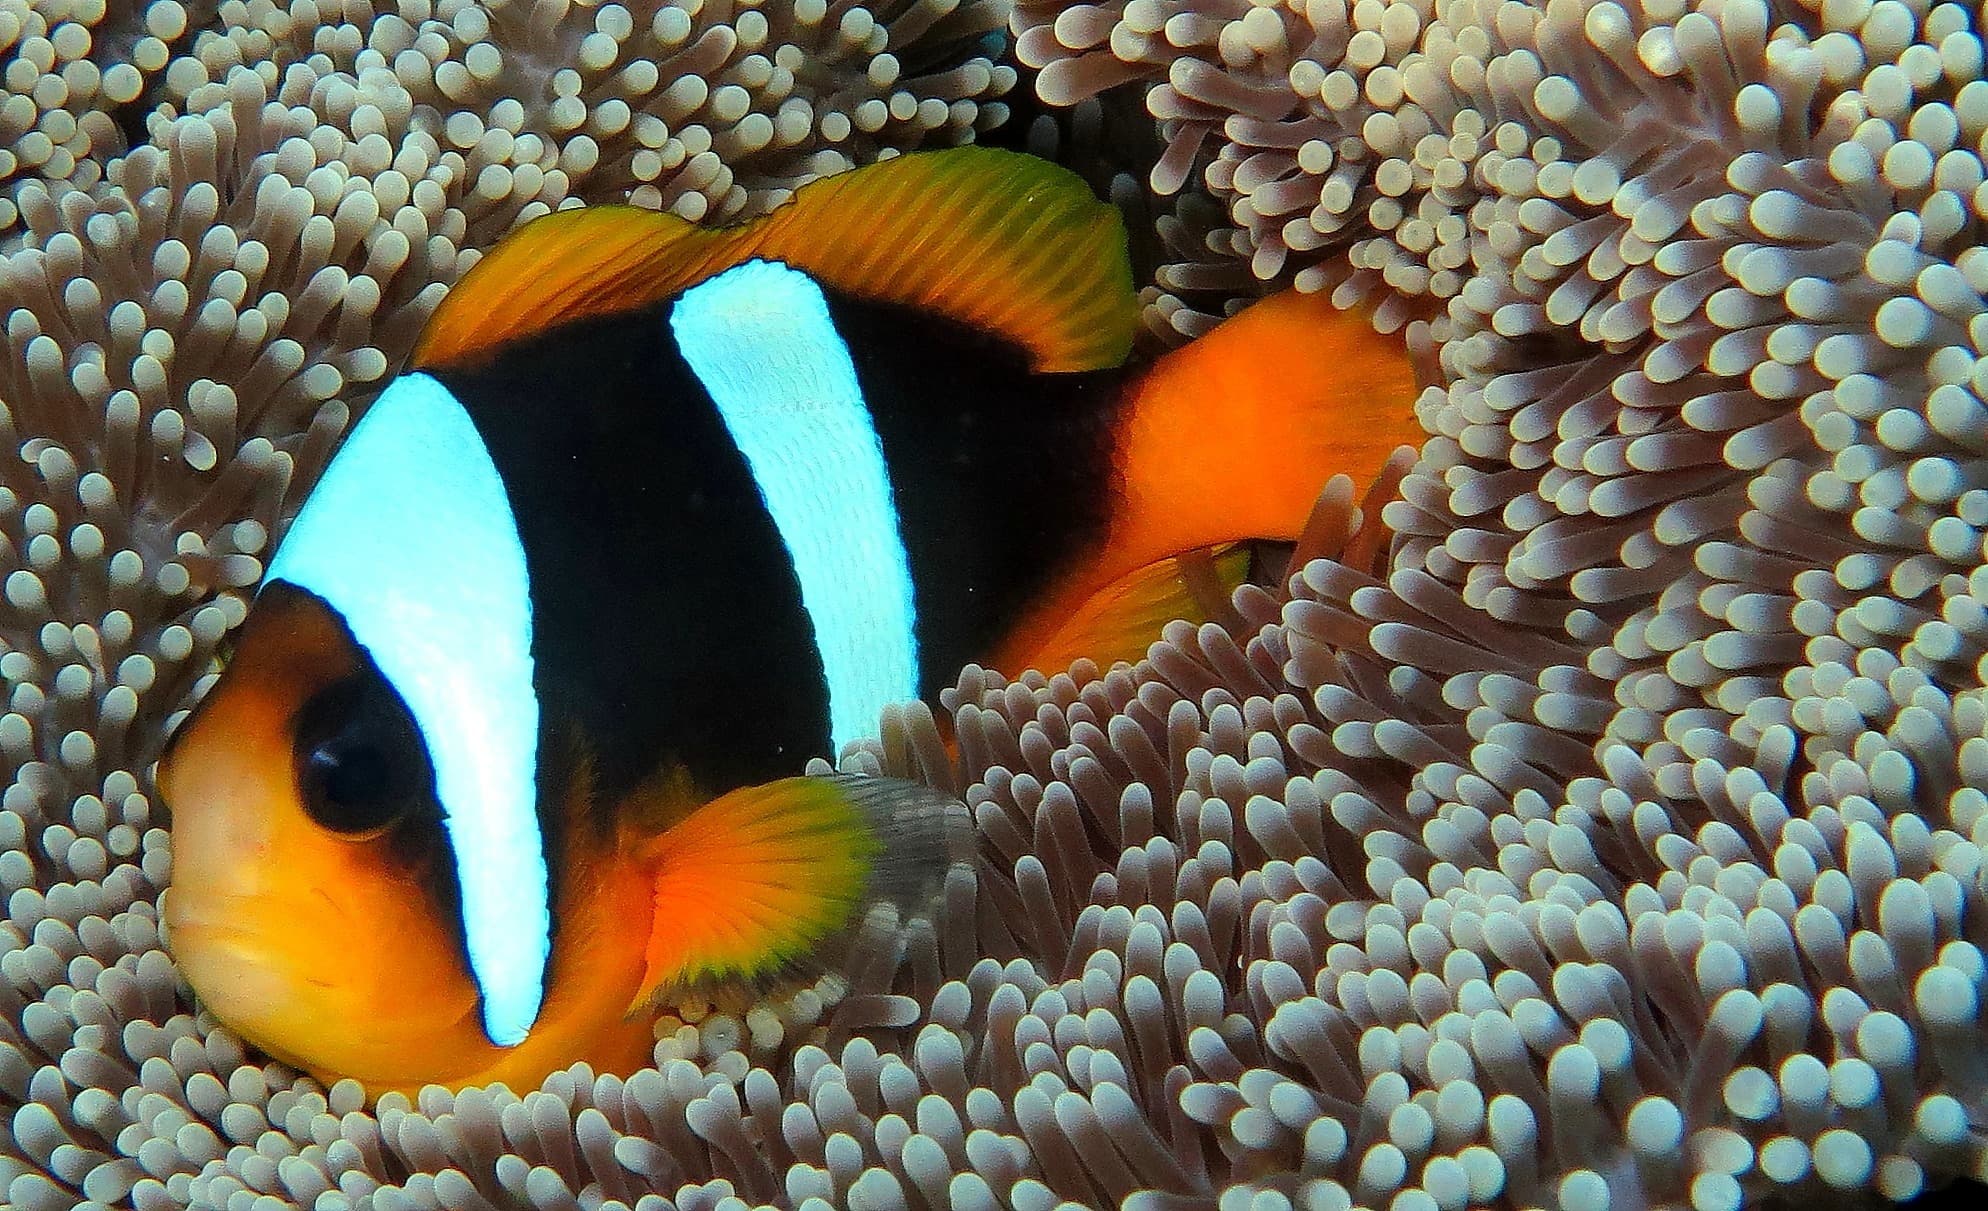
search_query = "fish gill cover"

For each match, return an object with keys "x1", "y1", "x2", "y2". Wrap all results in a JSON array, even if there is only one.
[{"x1": 1, "y1": 0, "x2": 1986, "y2": 1209}]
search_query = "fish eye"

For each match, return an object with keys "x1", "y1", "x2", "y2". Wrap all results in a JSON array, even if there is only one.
[{"x1": 292, "y1": 674, "x2": 433, "y2": 835}]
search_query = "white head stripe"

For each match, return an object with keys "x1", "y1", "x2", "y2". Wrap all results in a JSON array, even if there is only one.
[
  {"x1": 263, "y1": 372, "x2": 547, "y2": 1047},
  {"x1": 671, "y1": 260, "x2": 920, "y2": 752}
]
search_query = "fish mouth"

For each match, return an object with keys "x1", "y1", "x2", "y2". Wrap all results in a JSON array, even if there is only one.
[
  {"x1": 162, "y1": 912, "x2": 259, "y2": 951},
  {"x1": 162, "y1": 909, "x2": 275, "y2": 974},
  {"x1": 166, "y1": 916, "x2": 345, "y2": 1012},
  {"x1": 163, "y1": 899, "x2": 341, "y2": 994},
  {"x1": 161, "y1": 887, "x2": 259, "y2": 944}
]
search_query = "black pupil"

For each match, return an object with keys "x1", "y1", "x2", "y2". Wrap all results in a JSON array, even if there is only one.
[
  {"x1": 294, "y1": 674, "x2": 431, "y2": 834},
  {"x1": 308, "y1": 740, "x2": 390, "y2": 805}
]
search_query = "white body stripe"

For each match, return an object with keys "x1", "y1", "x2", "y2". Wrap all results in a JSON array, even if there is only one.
[
  {"x1": 671, "y1": 260, "x2": 920, "y2": 753},
  {"x1": 263, "y1": 372, "x2": 547, "y2": 1047}
]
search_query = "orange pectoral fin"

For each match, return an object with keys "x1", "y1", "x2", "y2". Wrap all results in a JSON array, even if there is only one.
[
  {"x1": 629, "y1": 775, "x2": 971, "y2": 1009},
  {"x1": 416, "y1": 147, "x2": 1136, "y2": 374}
]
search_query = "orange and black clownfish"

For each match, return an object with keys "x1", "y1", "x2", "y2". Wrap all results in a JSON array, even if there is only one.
[{"x1": 155, "y1": 148, "x2": 1421, "y2": 1095}]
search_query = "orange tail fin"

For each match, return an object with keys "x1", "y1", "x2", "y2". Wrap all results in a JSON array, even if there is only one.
[{"x1": 1104, "y1": 290, "x2": 1425, "y2": 578}]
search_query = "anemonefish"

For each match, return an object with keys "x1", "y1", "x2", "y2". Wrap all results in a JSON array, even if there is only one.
[{"x1": 155, "y1": 147, "x2": 1422, "y2": 1095}]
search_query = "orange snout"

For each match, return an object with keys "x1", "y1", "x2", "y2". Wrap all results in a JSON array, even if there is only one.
[
  {"x1": 157, "y1": 588, "x2": 655, "y2": 1096},
  {"x1": 159, "y1": 591, "x2": 495, "y2": 1087}
]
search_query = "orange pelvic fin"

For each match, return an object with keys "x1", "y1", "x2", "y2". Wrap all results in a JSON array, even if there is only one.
[
  {"x1": 416, "y1": 147, "x2": 1136, "y2": 374},
  {"x1": 1103, "y1": 290, "x2": 1425, "y2": 580},
  {"x1": 628, "y1": 774, "x2": 970, "y2": 1007}
]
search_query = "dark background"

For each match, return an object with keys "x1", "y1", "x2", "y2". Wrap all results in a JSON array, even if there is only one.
[{"x1": 1910, "y1": 1177, "x2": 1983, "y2": 1209}]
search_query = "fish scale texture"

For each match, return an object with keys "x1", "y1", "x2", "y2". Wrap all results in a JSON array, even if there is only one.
[{"x1": 4, "y1": 0, "x2": 1988, "y2": 1210}]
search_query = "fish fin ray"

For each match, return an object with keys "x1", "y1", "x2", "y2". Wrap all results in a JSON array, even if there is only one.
[
  {"x1": 742, "y1": 147, "x2": 1135, "y2": 371},
  {"x1": 1106, "y1": 290, "x2": 1426, "y2": 572},
  {"x1": 629, "y1": 774, "x2": 971, "y2": 1009},
  {"x1": 1009, "y1": 545, "x2": 1252, "y2": 674},
  {"x1": 416, "y1": 148, "x2": 1134, "y2": 373},
  {"x1": 414, "y1": 206, "x2": 717, "y2": 368}
]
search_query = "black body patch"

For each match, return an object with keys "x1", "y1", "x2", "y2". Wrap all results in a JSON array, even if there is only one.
[{"x1": 428, "y1": 276, "x2": 1128, "y2": 808}]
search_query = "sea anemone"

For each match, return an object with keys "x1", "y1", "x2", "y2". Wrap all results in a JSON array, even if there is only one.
[{"x1": 6, "y1": 0, "x2": 1988, "y2": 1209}]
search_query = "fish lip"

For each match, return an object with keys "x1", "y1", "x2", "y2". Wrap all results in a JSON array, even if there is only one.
[
  {"x1": 164, "y1": 914, "x2": 341, "y2": 993},
  {"x1": 161, "y1": 894, "x2": 273, "y2": 954},
  {"x1": 166, "y1": 883, "x2": 350, "y2": 938},
  {"x1": 161, "y1": 910, "x2": 261, "y2": 954}
]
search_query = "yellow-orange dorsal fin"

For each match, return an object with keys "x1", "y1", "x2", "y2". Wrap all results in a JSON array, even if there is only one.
[
  {"x1": 415, "y1": 147, "x2": 1135, "y2": 374},
  {"x1": 628, "y1": 774, "x2": 971, "y2": 1006},
  {"x1": 1102, "y1": 289, "x2": 1426, "y2": 580}
]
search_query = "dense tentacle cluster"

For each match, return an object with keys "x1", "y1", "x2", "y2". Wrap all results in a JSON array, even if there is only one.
[
  {"x1": 0, "y1": 0, "x2": 213, "y2": 230},
  {"x1": 1009, "y1": 0, "x2": 1988, "y2": 1205},
  {"x1": 5, "y1": 0, "x2": 1016, "y2": 245},
  {"x1": 1013, "y1": 0, "x2": 1493, "y2": 341},
  {"x1": 154, "y1": 0, "x2": 1016, "y2": 226}
]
